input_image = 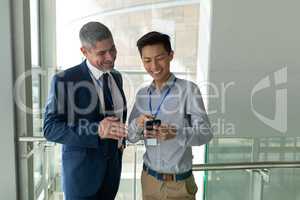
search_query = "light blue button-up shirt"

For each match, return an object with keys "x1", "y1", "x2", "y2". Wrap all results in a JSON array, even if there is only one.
[{"x1": 128, "y1": 73, "x2": 213, "y2": 173}]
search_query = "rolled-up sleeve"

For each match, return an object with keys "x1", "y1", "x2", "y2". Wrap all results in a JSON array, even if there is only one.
[
  {"x1": 176, "y1": 83, "x2": 213, "y2": 147},
  {"x1": 127, "y1": 100, "x2": 144, "y2": 143}
]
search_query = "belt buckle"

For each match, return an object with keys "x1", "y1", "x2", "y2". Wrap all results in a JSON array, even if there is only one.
[{"x1": 162, "y1": 174, "x2": 174, "y2": 181}]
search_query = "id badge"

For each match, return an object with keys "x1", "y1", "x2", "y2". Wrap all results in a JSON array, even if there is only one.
[{"x1": 146, "y1": 138, "x2": 157, "y2": 146}]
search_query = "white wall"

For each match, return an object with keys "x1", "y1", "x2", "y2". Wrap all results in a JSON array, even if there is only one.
[
  {"x1": 0, "y1": 0, "x2": 18, "y2": 199},
  {"x1": 208, "y1": 0, "x2": 299, "y2": 137}
]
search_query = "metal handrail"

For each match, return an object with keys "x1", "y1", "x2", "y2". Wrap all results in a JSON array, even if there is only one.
[
  {"x1": 18, "y1": 136, "x2": 142, "y2": 144},
  {"x1": 192, "y1": 161, "x2": 300, "y2": 171},
  {"x1": 18, "y1": 137, "x2": 300, "y2": 171},
  {"x1": 19, "y1": 136, "x2": 46, "y2": 142}
]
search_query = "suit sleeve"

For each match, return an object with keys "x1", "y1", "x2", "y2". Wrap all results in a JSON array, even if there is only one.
[{"x1": 43, "y1": 75, "x2": 99, "y2": 148}]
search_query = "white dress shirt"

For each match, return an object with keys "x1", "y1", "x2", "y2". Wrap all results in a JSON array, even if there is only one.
[{"x1": 86, "y1": 60, "x2": 124, "y2": 146}]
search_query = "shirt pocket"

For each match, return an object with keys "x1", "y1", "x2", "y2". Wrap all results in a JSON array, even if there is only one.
[{"x1": 161, "y1": 97, "x2": 181, "y2": 114}]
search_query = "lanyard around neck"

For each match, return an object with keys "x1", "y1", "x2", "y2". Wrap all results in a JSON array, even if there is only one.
[{"x1": 148, "y1": 78, "x2": 177, "y2": 118}]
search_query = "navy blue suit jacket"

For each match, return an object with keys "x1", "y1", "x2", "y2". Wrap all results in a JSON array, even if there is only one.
[{"x1": 43, "y1": 61, "x2": 127, "y2": 197}]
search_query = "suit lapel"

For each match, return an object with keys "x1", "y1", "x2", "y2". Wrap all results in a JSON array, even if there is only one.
[
  {"x1": 79, "y1": 60, "x2": 101, "y2": 116},
  {"x1": 80, "y1": 61, "x2": 126, "y2": 122}
]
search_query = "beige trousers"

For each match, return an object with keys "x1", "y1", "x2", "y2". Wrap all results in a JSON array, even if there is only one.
[{"x1": 141, "y1": 170, "x2": 198, "y2": 200}]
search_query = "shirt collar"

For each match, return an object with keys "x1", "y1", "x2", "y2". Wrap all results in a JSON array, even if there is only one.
[
  {"x1": 86, "y1": 59, "x2": 111, "y2": 79},
  {"x1": 148, "y1": 73, "x2": 176, "y2": 92}
]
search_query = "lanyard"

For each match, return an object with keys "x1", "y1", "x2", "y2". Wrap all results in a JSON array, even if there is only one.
[{"x1": 148, "y1": 78, "x2": 177, "y2": 118}]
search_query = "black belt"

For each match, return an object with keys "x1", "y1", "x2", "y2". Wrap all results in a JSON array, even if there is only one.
[{"x1": 143, "y1": 164, "x2": 192, "y2": 182}]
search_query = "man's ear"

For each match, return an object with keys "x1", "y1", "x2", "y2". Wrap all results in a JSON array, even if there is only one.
[
  {"x1": 169, "y1": 50, "x2": 174, "y2": 61},
  {"x1": 80, "y1": 47, "x2": 87, "y2": 57}
]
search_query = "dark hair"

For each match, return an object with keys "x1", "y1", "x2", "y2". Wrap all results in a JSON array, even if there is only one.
[
  {"x1": 79, "y1": 21, "x2": 113, "y2": 48},
  {"x1": 136, "y1": 31, "x2": 172, "y2": 56}
]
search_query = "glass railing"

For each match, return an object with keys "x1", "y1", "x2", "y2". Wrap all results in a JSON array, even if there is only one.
[
  {"x1": 18, "y1": 137, "x2": 60, "y2": 200},
  {"x1": 203, "y1": 136, "x2": 300, "y2": 200},
  {"x1": 193, "y1": 163, "x2": 300, "y2": 200},
  {"x1": 18, "y1": 136, "x2": 300, "y2": 200}
]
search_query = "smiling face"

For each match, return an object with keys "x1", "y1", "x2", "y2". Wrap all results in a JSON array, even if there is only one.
[
  {"x1": 80, "y1": 38, "x2": 117, "y2": 71},
  {"x1": 141, "y1": 44, "x2": 174, "y2": 86}
]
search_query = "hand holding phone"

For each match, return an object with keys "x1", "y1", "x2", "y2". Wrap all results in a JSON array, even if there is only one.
[
  {"x1": 144, "y1": 119, "x2": 161, "y2": 145},
  {"x1": 145, "y1": 119, "x2": 161, "y2": 131},
  {"x1": 136, "y1": 114, "x2": 154, "y2": 128},
  {"x1": 157, "y1": 124, "x2": 177, "y2": 141}
]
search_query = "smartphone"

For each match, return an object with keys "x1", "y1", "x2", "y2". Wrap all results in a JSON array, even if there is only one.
[{"x1": 145, "y1": 119, "x2": 161, "y2": 130}]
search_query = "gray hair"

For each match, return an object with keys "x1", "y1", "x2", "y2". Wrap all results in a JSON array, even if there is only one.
[{"x1": 79, "y1": 21, "x2": 113, "y2": 48}]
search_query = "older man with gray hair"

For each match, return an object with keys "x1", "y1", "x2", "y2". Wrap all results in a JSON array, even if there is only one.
[{"x1": 43, "y1": 21, "x2": 127, "y2": 200}]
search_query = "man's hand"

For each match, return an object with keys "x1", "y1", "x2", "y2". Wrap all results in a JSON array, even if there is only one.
[
  {"x1": 136, "y1": 114, "x2": 154, "y2": 128},
  {"x1": 136, "y1": 114, "x2": 156, "y2": 139},
  {"x1": 98, "y1": 116, "x2": 127, "y2": 140},
  {"x1": 156, "y1": 124, "x2": 177, "y2": 141},
  {"x1": 144, "y1": 128, "x2": 158, "y2": 139}
]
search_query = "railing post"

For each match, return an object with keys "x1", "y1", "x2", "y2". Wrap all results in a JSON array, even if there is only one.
[
  {"x1": 248, "y1": 169, "x2": 270, "y2": 200},
  {"x1": 133, "y1": 144, "x2": 137, "y2": 200},
  {"x1": 42, "y1": 144, "x2": 48, "y2": 200}
]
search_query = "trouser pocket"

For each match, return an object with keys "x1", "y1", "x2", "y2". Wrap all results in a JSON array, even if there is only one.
[{"x1": 184, "y1": 175, "x2": 198, "y2": 196}]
